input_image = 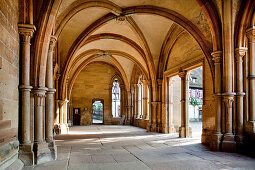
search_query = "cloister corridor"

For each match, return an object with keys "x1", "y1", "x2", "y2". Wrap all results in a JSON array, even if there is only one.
[{"x1": 22, "y1": 125, "x2": 255, "y2": 170}]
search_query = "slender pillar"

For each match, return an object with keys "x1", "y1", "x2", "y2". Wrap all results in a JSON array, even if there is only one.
[
  {"x1": 178, "y1": 70, "x2": 191, "y2": 138},
  {"x1": 235, "y1": 48, "x2": 247, "y2": 149},
  {"x1": 169, "y1": 78, "x2": 176, "y2": 133},
  {"x1": 246, "y1": 28, "x2": 255, "y2": 123},
  {"x1": 151, "y1": 102, "x2": 158, "y2": 132},
  {"x1": 45, "y1": 36, "x2": 57, "y2": 160},
  {"x1": 33, "y1": 87, "x2": 53, "y2": 164},
  {"x1": 120, "y1": 85, "x2": 125, "y2": 118},
  {"x1": 46, "y1": 36, "x2": 57, "y2": 142},
  {"x1": 211, "y1": 51, "x2": 223, "y2": 150},
  {"x1": 221, "y1": 0, "x2": 236, "y2": 152},
  {"x1": 142, "y1": 80, "x2": 148, "y2": 120},
  {"x1": 18, "y1": 24, "x2": 36, "y2": 165},
  {"x1": 146, "y1": 81, "x2": 152, "y2": 131},
  {"x1": 126, "y1": 90, "x2": 132, "y2": 124},
  {"x1": 54, "y1": 74, "x2": 60, "y2": 125},
  {"x1": 157, "y1": 79, "x2": 163, "y2": 132}
]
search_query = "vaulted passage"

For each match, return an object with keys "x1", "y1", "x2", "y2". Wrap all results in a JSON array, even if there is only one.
[{"x1": 1, "y1": 0, "x2": 255, "y2": 169}]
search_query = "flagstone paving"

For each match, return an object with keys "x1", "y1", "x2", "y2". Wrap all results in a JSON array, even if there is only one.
[{"x1": 23, "y1": 125, "x2": 255, "y2": 170}]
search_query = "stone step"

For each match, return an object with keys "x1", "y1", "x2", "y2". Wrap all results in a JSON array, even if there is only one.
[
  {"x1": 0, "y1": 128, "x2": 17, "y2": 146},
  {"x1": 0, "y1": 120, "x2": 11, "y2": 130}
]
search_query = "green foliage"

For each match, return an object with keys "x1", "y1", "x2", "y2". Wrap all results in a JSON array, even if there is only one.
[{"x1": 189, "y1": 97, "x2": 200, "y2": 107}]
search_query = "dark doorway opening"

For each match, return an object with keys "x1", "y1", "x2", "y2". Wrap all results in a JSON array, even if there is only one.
[
  {"x1": 92, "y1": 100, "x2": 103, "y2": 124},
  {"x1": 73, "y1": 108, "x2": 80, "y2": 125}
]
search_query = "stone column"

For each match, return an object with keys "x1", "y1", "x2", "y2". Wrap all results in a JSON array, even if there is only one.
[
  {"x1": 211, "y1": 51, "x2": 223, "y2": 150},
  {"x1": 142, "y1": 80, "x2": 148, "y2": 120},
  {"x1": 46, "y1": 36, "x2": 57, "y2": 142},
  {"x1": 18, "y1": 24, "x2": 36, "y2": 165},
  {"x1": 169, "y1": 78, "x2": 176, "y2": 133},
  {"x1": 130, "y1": 88, "x2": 135, "y2": 124},
  {"x1": 120, "y1": 85, "x2": 125, "y2": 118},
  {"x1": 45, "y1": 36, "x2": 57, "y2": 160},
  {"x1": 126, "y1": 90, "x2": 132, "y2": 124},
  {"x1": 221, "y1": 0, "x2": 236, "y2": 152},
  {"x1": 33, "y1": 87, "x2": 53, "y2": 164},
  {"x1": 246, "y1": 27, "x2": 255, "y2": 124},
  {"x1": 151, "y1": 102, "x2": 158, "y2": 132},
  {"x1": 146, "y1": 81, "x2": 152, "y2": 131},
  {"x1": 54, "y1": 74, "x2": 60, "y2": 126},
  {"x1": 157, "y1": 79, "x2": 163, "y2": 132},
  {"x1": 178, "y1": 70, "x2": 191, "y2": 138},
  {"x1": 235, "y1": 47, "x2": 247, "y2": 149}
]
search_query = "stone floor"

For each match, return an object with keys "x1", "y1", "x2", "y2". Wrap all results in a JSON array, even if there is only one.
[{"x1": 23, "y1": 125, "x2": 255, "y2": 170}]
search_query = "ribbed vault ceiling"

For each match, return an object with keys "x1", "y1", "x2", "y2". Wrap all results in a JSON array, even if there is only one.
[{"x1": 56, "y1": 0, "x2": 212, "y2": 91}]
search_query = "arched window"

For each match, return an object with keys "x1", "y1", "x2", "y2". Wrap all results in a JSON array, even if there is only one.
[{"x1": 112, "y1": 78, "x2": 121, "y2": 117}]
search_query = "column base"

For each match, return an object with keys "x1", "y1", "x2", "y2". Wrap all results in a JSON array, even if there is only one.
[
  {"x1": 235, "y1": 135, "x2": 244, "y2": 153},
  {"x1": 161, "y1": 124, "x2": 168, "y2": 133},
  {"x1": 19, "y1": 143, "x2": 34, "y2": 166},
  {"x1": 222, "y1": 134, "x2": 236, "y2": 152},
  {"x1": 210, "y1": 133, "x2": 223, "y2": 151},
  {"x1": 156, "y1": 123, "x2": 162, "y2": 133},
  {"x1": 47, "y1": 140, "x2": 57, "y2": 160},
  {"x1": 179, "y1": 127, "x2": 192, "y2": 138},
  {"x1": 34, "y1": 142, "x2": 55, "y2": 164},
  {"x1": 151, "y1": 123, "x2": 157, "y2": 132}
]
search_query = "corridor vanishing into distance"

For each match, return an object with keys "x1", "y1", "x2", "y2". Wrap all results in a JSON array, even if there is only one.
[{"x1": 23, "y1": 125, "x2": 255, "y2": 170}]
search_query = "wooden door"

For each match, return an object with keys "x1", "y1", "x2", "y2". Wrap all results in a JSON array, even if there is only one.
[{"x1": 73, "y1": 108, "x2": 80, "y2": 125}]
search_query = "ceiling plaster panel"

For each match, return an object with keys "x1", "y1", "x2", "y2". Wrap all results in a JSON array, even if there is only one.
[
  {"x1": 167, "y1": 32, "x2": 204, "y2": 70},
  {"x1": 113, "y1": 55, "x2": 134, "y2": 84},
  {"x1": 75, "y1": 39, "x2": 148, "y2": 72},
  {"x1": 132, "y1": 14, "x2": 173, "y2": 71},
  {"x1": 59, "y1": 7, "x2": 109, "y2": 67},
  {"x1": 92, "y1": 19, "x2": 143, "y2": 48}
]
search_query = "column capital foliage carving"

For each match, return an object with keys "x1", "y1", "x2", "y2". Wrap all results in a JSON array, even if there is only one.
[
  {"x1": 223, "y1": 95, "x2": 234, "y2": 108},
  {"x1": 157, "y1": 79, "x2": 163, "y2": 86},
  {"x1": 246, "y1": 27, "x2": 255, "y2": 41},
  {"x1": 49, "y1": 36, "x2": 57, "y2": 52},
  {"x1": 211, "y1": 51, "x2": 222, "y2": 64},
  {"x1": 178, "y1": 70, "x2": 186, "y2": 79},
  {"x1": 235, "y1": 47, "x2": 247, "y2": 62},
  {"x1": 18, "y1": 24, "x2": 36, "y2": 42}
]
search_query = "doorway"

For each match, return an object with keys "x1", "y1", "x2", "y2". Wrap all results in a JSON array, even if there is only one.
[
  {"x1": 73, "y1": 108, "x2": 80, "y2": 125},
  {"x1": 92, "y1": 100, "x2": 103, "y2": 124}
]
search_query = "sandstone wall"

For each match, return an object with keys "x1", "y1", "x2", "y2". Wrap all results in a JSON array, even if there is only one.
[
  {"x1": 0, "y1": 0, "x2": 20, "y2": 168},
  {"x1": 71, "y1": 62, "x2": 122, "y2": 125}
]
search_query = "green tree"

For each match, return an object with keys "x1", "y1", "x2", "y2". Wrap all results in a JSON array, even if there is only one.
[{"x1": 189, "y1": 97, "x2": 200, "y2": 120}]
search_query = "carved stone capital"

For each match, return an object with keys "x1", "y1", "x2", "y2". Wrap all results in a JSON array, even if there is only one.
[
  {"x1": 33, "y1": 87, "x2": 48, "y2": 106},
  {"x1": 178, "y1": 70, "x2": 186, "y2": 79},
  {"x1": 18, "y1": 24, "x2": 36, "y2": 42},
  {"x1": 49, "y1": 36, "x2": 57, "y2": 52},
  {"x1": 235, "y1": 47, "x2": 247, "y2": 62},
  {"x1": 157, "y1": 79, "x2": 163, "y2": 86},
  {"x1": 211, "y1": 51, "x2": 222, "y2": 64},
  {"x1": 246, "y1": 27, "x2": 255, "y2": 41},
  {"x1": 222, "y1": 94, "x2": 235, "y2": 108}
]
